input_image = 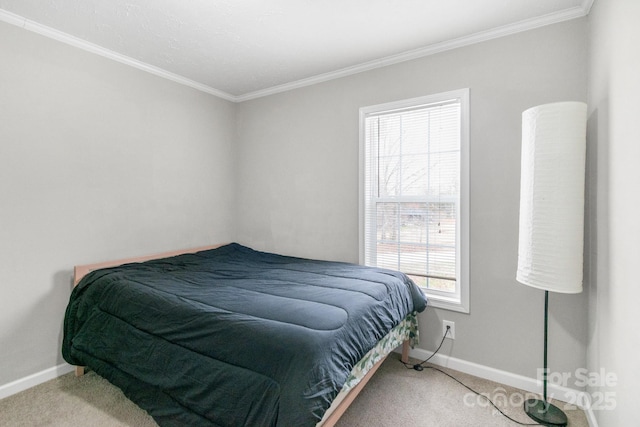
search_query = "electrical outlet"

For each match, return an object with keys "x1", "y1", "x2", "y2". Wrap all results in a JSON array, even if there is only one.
[{"x1": 443, "y1": 320, "x2": 455, "y2": 340}]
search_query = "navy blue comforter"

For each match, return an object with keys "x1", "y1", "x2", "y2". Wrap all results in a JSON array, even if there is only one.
[{"x1": 62, "y1": 243, "x2": 426, "y2": 426}]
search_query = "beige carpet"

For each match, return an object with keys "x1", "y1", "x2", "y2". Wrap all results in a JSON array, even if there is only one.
[{"x1": 0, "y1": 355, "x2": 589, "y2": 427}]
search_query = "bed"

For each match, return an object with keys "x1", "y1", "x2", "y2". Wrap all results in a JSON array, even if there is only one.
[{"x1": 62, "y1": 243, "x2": 427, "y2": 426}]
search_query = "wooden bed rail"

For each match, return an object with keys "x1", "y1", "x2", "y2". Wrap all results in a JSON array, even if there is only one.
[
  {"x1": 319, "y1": 340, "x2": 410, "y2": 427},
  {"x1": 73, "y1": 244, "x2": 224, "y2": 286}
]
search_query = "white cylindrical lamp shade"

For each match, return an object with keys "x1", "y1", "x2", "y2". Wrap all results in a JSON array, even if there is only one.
[{"x1": 516, "y1": 101, "x2": 587, "y2": 294}]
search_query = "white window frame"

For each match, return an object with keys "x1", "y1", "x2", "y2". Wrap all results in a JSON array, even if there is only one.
[{"x1": 358, "y1": 89, "x2": 469, "y2": 313}]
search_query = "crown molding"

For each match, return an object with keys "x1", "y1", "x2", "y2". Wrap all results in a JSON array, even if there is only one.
[
  {"x1": 0, "y1": 9, "x2": 236, "y2": 102},
  {"x1": 236, "y1": 5, "x2": 591, "y2": 102},
  {"x1": 582, "y1": 0, "x2": 596, "y2": 15},
  {"x1": 1, "y1": 4, "x2": 592, "y2": 103}
]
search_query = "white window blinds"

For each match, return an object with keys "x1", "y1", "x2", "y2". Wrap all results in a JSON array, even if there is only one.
[{"x1": 362, "y1": 93, "x2": 465, "y2": 303}]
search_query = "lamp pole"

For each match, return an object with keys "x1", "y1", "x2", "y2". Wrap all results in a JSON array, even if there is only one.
[
  {"x1": 523, "y1": 291, "x2": 567, "y2": 426},
  {"x1": 544, "y1": 290, "x2": 548, "y2": 404}
]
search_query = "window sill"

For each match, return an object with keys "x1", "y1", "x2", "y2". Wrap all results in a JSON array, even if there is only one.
[{"x1": 423, "y1": 291, "x2": 469, "y2": 313}]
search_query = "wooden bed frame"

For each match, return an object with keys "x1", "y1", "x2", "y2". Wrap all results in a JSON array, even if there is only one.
[{"x1": 72, "y1": 244, "x2": 411, "y2": 427}]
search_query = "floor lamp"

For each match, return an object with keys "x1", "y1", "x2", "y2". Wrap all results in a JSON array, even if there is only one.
[{"x1": 516, "y1": 101, "x2": 587, "y2": 426}]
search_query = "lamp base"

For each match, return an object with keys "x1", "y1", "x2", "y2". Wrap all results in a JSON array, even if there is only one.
[{"x1": 524, "y1": 399, "x2": 568, "y2": 426}]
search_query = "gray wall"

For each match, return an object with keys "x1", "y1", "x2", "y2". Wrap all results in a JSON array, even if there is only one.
[
  {"x1": 236, "y1": 19, "x2": 589, "y2": 384},
  {"x1": 587, "y1": 0, "x2": 640, "y2": 425},
  {"x1": 0, "y1": 21, "x2": 237, "y2": 385},
  {"x1": 1, "y1": 14, "x2": 596, "y2": 395}
]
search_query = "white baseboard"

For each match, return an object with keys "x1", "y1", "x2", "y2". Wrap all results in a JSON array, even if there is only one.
[
  {"x1": 0, "y1": 363, "x2": 75, "y2": 400},
  {"x1": 398, "y1": 347, "x2": 599, "y2": 427},
  {"x1": 584, "y1": 406, "x2": 600, "y2": 427}
]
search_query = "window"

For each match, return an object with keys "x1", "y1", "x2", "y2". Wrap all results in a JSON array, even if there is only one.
[{"x1": 359, "y1": 89, "x2": 469, "y2": 313}]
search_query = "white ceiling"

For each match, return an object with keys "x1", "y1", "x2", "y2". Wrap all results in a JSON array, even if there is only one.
[{"x1": 0, "y1": 0, "x2": 593, "y2": 102}]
